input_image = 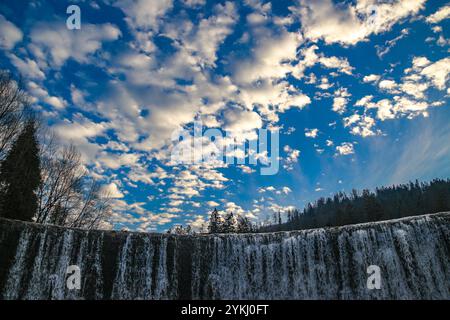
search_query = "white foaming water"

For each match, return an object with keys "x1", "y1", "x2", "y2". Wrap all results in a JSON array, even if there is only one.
[{"x1": 0, "y1": 213, "x2": 449, "y2": 299}]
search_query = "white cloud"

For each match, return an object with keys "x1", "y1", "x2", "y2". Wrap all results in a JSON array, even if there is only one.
[
  {"x1": 223, "y1": 202, "x2": 247, "y2": 216},
  {"x1": 223, "y1": 108, "x2": 262, "y2": 132},
  {"x1": 247, "y1": 12, "x2": 268, "y2": 25},
  {"x1": 258, "y1": 186, "x2": 276, "y2": 193},
  {"x1": 291, "y1": 0, "x2": 426, "y2": 45},
  {"x1": 30, "y1": 22, "x2": 121, "y2": 68},
  {"x1": 355, "y1": 95, "x2": 374, "y2": 107},
  {"x1": 187, "y1": 215, "x2": 207, "y2": 231},
  {"x1": 8, "y1": 54, "x2": 45, "y2": 80},
  {"x1": 420, "y1": 57, "x2": 450, "y2": 90},
  {"x1": 0, "y1": 15, "x2": 22, "y2": 50},
  {"x1": 354, "y1": 56, "x2": 448, "y2": 132},
  {"x1": 393, "y1": 96, "x2": 429, "y2": 116},
  {"x1": 27, "y1": 81, "x2": 67, "y2": 109},
  {"x1": 316, "y1": 77, "x2": 333, "y2": 90},
  {"x1": 436, "y1": 35, "x2": 450, "y2": 47},
  {"x1": 426, "y1": 5, "x2": 450, "y2": 24},
  {"x1": 113, "y1": 0, "x2": 173, "y2": 31},
  {"x1": 54, "y1": 116, "x2": 107, "y2": 141},
  {"x1": 97, "y1": 152, "x2": 140, "y2": 170},
  {"x1": 168, "y1": 200, "x2": 183, "y2": 207},
  {"x1": 318, "y1": 55, "x2": 354, "y2": 75},
  {"x1": 281, "y1": 186, "x2": 292, "y2": 195},
  {"x1": 229, "y1": 25, "x2": 315, "y2": 118},
  {"x1": 343, "y1": 114, "x2": 361, "y2": 127},
  {"x1": 378, "y1": 79, "x2": 398, "y2": 91},
  {"x1": 283, "y1": 145, "x2": 300, "y2": 170},
  {"x1": 344, "y1": 114, "x2": 377, "y2": 137},
  {"x1": 238, "y1": 165, "x2": 255, "y2": 174},
  {"x1": 183, "y1": 2, "x2": 238, "y2": 67},
  {"x1": 239, "y1": 80, "x2": 311, "y2": 118},
  {"x1": 336, "y1": 142, "x2": 354, "y2": 155},
  {"x1": 366, "y1": 98, "x2": 396, "y2": 121},
  {"x1": 258, "y1": 185, "x2": 292, "y2": 196},
  {"x1": 81, "y1": 4, "x2": 243, "y2": 161},
  {"x1": 127, "y1": 165, "x2": 167, "y2": 185},
  {"x1": 233, "y1": 29, "x2": 301, "y2": 84},
  {"x1": 399, "y1": 81, "x2": 429, "y2": 99},
  {"x1": 376, "y1": 28, "x2": 410, "y2": 59},
  {"x1": 46, "y1": 96, "x2": 66, "y2": 109},
  {"x1": 207, "y1": 200, "x2": 220, "y2": 207},
  {"x1": 363, "y1": 74, "x2": 381, "y2": 83},
  {"x1": 361, "y1": 96, "x2": 431, "y2": 121},
  {"x1": 333, "y1": 98, "x2": 347, "y2": 113},
  {"x1": 305, "y1": 128, "x2": 319, "y2": 138},
  {"x1": 332, "y1": 87, "x2": 351, "y2": 114},
  {"x1": 182, "y1": 0, "x2": 206, "y2": 8},
  {"x1": 292, "y1": 45, "x2": 354, "y2": 79},
  {"x1": 101, "y1": 182, "x2": 125, "y2": 198},
  {"x1": 411, "y1": 56, "x2": 431, "y2": 69}
]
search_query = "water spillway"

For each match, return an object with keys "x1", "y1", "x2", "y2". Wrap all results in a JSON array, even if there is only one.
[{"x1": 0, "y1": 213, "x2": 449, "y2": 300}]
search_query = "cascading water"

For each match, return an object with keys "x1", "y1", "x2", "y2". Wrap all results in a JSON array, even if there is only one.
[{"x1": 0, "y1": 212, "x2": 449, "y2": 300}]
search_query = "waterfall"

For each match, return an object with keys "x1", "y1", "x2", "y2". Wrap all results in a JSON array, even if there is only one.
[{"x1": 0, "y1": 212, "x2": 449, "y2": 299}]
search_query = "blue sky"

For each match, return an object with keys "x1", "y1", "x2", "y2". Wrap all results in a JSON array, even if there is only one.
[{"x1": 0, "y1": 0, "x2": 449, "y2": 232}]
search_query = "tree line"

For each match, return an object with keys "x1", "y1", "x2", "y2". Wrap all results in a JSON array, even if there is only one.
[
  {"x1": 260, "y1": 179, "x2": 450, "y2": 232},
  {"x1": 169, "y1": 179, "x2": 450, "y2": 235},
  {"x1": 0, "y1": 70, "x2": 111, "y2": 229},
  {"x1": 167, "y1": 208, "x2": 256, "y2": 235}
]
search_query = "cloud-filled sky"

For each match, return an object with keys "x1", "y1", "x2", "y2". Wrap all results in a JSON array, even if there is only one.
[{"x1": 0, "y1": 0, "x2": 449, "y2": 232}]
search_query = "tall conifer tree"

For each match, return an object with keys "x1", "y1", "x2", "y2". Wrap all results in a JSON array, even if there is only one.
[
  {"x1": 208, "y1": 208, "x2": 221, "y2": 234},
  {"x1": 0, "y1": 120, "x2": 41, "y2": 221}
]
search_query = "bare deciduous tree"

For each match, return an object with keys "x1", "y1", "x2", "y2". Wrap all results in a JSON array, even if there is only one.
[
  {"x1": 68, "y1": 180, "x2": 112, "y2": 230},
  {"x1": 0, "y1": 71, "x2": 29, "y2": 160},
  {"x1": 37, "y1": 134, "x2": 112, "y2": 230}
]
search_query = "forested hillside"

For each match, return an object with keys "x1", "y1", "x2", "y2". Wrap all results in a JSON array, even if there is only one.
[{"x1": 260, "y1": 179, "x2": 450, "y2": 232}]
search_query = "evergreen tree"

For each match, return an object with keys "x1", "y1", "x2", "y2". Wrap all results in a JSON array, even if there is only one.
[
  {"x1": 0, "y1": 120, "x2": 41, "y2": 221},
  {"x1": 236, "y1": 215, "x2": 253, "y2": 233},
  {"x1": 208, "y1": 208, "x2": 222, "y2": 234},
  {"x1": 223, "y1": 211, "x2": 235, "y2": 233},
  {"x1": 363, "y1": 193, "x2": 384, "y2": 222},
  {"x1": 185, "y1": 225, "x2": 193, "y2": 235}
]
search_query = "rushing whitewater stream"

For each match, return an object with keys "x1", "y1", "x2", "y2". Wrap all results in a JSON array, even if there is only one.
[{"x1": 0, "y1": 212, "x2": 449, "y2": 300}]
